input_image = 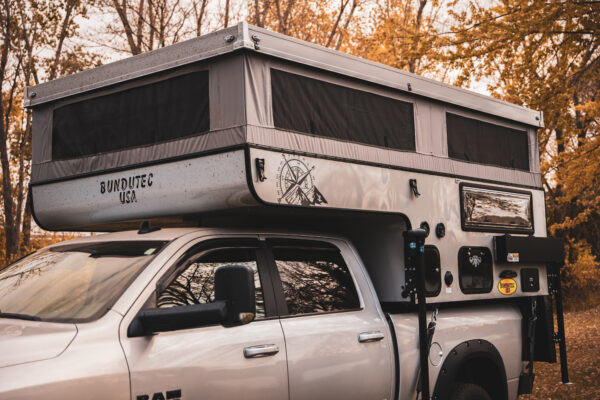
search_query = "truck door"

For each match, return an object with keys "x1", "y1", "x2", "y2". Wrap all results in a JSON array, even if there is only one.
[
  {"x1": 264, "y1": 238, "x2": 394, "y2": 400},
  {"x1": 120, "y1": 239, "x2": 288, "y2": 400}
]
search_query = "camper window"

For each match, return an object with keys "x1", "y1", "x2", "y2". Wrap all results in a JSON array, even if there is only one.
[
  {"x1": 446, "y1": 113, "x2": 529, "y2": 171},
  {"x1": 460, "y1": 184, "x2": 534, "y2": 233},
  {"x1": 52, "y1": 70, "x2": 209, "y2": 160},
  {"x1": 271, "y1": 69, "x2": 415, "y2": 151}
]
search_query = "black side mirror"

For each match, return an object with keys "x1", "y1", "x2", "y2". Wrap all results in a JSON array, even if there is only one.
[
  {"x1": 128, "y1": 264, "x2": 256, "y2": 337},
  {"x1": 215, "y1": 264, "x2": 256, "y2": 326}
]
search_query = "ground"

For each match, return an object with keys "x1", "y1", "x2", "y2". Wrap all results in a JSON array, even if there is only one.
[{"x1": 519, "y1": 307, "x2": 600, "y2": 399}]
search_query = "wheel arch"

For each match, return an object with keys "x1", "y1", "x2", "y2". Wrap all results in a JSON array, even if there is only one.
[{"x1": 432, "y1": 339, "x2": 508, "y2": 400}]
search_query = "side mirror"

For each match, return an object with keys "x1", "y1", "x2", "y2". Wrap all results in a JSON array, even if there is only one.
[
  {"x1": 128, "y1": 264, "x2": 256, "y2": 337},
  {"x1": 215, "y1": 264, "x2": 256, "y2": 326}
]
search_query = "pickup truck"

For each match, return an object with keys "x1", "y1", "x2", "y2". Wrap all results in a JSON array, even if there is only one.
[{"x1": 0, "y1": 227, "x2": 523, "y2": 400}]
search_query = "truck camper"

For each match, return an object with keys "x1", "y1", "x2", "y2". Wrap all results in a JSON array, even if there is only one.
[{"x1": 0, "y1": 22, "x2": 569, "y2": 400}]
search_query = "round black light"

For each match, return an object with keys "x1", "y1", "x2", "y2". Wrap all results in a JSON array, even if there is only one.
[
  {"x1": 435, "y1": 223, "x2": 446, "y2": 238},
  {"x1": 444, "y1": 271, "x2": 454, "y2": 287}
]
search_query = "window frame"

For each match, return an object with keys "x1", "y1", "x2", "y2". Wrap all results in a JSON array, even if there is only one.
[
  {"x1": 263, "y1": 238, "x2": 364, "y2": 318},
  {"x1": 152, "y1": 238, "x2": 279, "y2": 320}
]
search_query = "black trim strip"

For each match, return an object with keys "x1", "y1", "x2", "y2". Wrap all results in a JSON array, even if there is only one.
[{"x1": 260, "y1": 239, "x2": 289, "y2": 316}]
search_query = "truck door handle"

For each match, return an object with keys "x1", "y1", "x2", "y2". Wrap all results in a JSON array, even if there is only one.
[
  {"x1": 243, "y1": 344, "x2": 280, "y2": 358},
  {"x1": 358, "y1": 331, "x2": 385, "y2": 343}
]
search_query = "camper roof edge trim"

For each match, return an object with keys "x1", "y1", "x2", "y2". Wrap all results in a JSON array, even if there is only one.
[
  {"x1": 23, "y1": 23, "x2": 249, "y2": 108},
  {"x1": 24, "y1": 22, "x2": 543, "y2": 129}
]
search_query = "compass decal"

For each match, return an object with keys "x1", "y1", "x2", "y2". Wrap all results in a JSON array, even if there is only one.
[{"x1": 276, "y1": 155, "x2": 327, "y2": 206}]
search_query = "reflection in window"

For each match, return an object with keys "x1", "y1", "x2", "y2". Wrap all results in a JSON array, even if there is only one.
[
  {"x1": 0, "y1": 241, "x2": 166, "y2": 322},
  {"x1": 462, "y1": 185, "x2": 533, "y2": 232},
  {"x1": 272, "y1": 245, "x2": 360, "y2": 315},
  {"x1": 157, "y1": 248, "x2": 265, "y2": 319}
]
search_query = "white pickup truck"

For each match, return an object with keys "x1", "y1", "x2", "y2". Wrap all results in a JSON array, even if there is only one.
[
  {"x1": 10, "y1": 22, "x2": 569, "y2": 400},
  {"x1": 1, "y1": 227, "x2": 524, "y2": 400}
]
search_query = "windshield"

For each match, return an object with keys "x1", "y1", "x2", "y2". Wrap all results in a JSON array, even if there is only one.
[{"x1": 0, "y1": 241, "x2": 167, "y2": 323}]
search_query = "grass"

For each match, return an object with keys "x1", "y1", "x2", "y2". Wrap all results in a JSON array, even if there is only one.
[{"x1": 520, "y1": 306, "x2": 600, "y2": 399}]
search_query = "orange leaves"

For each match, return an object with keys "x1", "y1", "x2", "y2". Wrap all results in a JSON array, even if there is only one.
[{"x1": 349, "y1": 0, "x2": 448, "y2": 76}]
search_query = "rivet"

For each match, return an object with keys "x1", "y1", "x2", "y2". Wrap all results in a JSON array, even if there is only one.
[
  {"x1": 407, "y1": 83, "x2": 412, "y2": 91},
  {"x1": 224, "y1": 34, "x2": 235, "y2": 43},
  {"x1": 29, "y1": 92, "x2": 37, "y2": 98}
]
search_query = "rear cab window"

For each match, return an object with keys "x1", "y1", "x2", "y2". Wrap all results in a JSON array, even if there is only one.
[{"x1": 266, "y1": 239, "x2": 361, "y2": 316}]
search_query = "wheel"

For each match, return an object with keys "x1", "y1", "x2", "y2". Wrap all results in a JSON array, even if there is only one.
[{"x1": 450, "y1": 382, "x2": 493, "y2": 400}]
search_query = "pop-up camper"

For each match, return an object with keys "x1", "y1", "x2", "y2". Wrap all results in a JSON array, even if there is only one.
[
  {"x1": 26, "y1": 22, "x2": 549, "y2": 303},
  {"x1": 7, "y1": 22, "x2": 568, "y2": 400}
]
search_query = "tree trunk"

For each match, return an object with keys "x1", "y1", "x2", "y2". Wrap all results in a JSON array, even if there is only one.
[{"x1": 224, "y1": 0, "x2": 230, "y2": 28}]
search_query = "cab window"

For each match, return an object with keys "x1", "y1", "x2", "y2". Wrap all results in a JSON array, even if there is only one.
[
  {"x1": 269, "y1": 240, "x2": 360, "y2": 316},
  {"x1": 157, "y1": 247, "x2": 266, "y2": 319}
]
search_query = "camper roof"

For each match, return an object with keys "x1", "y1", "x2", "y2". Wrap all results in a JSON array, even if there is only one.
[{"x1": 25, "y1": 22, "x2": 543, "y2": 128}]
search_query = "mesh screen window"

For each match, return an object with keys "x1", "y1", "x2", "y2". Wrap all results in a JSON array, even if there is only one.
[
  {"x1": 272, "y1": 69, "x2": 415, "y2": 151},
  {"x1": 52, "y1": 70, "x2": 209, "y2": 160},
  {"x1": 446, "y1": 113, "x2": 530, "y2": 170}
]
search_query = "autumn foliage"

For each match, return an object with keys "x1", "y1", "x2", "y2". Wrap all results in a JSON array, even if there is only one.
[{"x1": 1, "y1": 0, "x2": 599, "y2": 307}]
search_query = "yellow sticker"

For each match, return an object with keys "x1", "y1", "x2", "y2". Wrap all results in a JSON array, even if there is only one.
[{"x1": 498, "y1": 278, "x2": 517, "y2": 295}]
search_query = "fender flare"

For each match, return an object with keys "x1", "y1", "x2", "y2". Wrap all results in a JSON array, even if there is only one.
[{"x1": 432, "y1": 339, "x2": 508, "y2": 400}]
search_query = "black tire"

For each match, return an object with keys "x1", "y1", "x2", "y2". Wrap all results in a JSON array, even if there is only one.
[{"x1": 450, "y1": 382, "x2": 493, "y2": 400}]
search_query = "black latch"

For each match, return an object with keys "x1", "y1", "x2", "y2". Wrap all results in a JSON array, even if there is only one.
[
  {"x1": 409, "y1": 179, "x2": 420, "y2": 197},
  {"x1": 255, "y1": 158, "x2": 267, "y2": 182}
]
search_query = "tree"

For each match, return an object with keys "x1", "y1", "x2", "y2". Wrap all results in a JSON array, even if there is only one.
[
  {"x1": 99, "y1": 0, "x2": 243, "y2": 56},
  {"x1": 0, "y1": 0, "x2": 99, "y2": 264},
  {"x1": 350, "y1": 0, "x2": 449, "y2": 76},
  {"x1": 445, "y1": 0, "x2": 600, "y2": 302},
  {"x1": 248, "y1": 0, "x2": 362, "y2": 49}
]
